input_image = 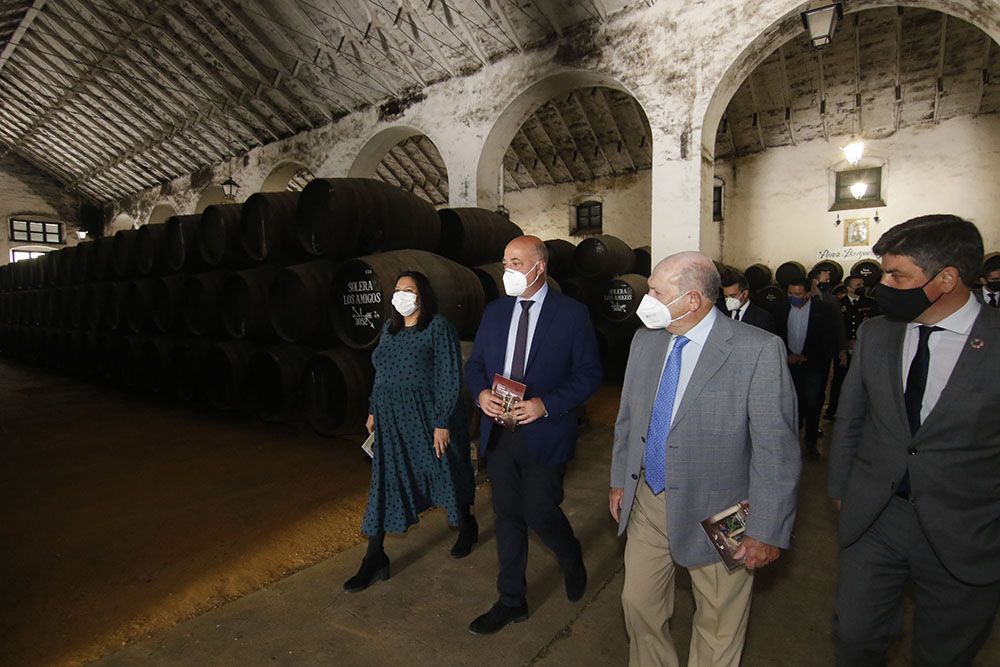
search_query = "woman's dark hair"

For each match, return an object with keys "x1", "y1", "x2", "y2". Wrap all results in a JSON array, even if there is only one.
[
  {"x1": 872, "y1": 214, "x2": 984, "y2": 287},
  {"x1": 387, "y1": 270, "x2": 437, "y2": 334}
]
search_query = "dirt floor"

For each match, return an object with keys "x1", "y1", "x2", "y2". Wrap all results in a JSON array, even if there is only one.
[{"x1": 0, "y1": 359, "x2": 378, "y2": 667}]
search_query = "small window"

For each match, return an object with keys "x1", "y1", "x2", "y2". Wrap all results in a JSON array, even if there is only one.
[
  {"x1": 713, "y1": 183, "x2": 724, "y2": 221},
  {"x1": 10, "y1": 249, "x2": 50, "y2": 262},
  {"x1": 9, "y1": 218, "x2": 63, "y2": 244},
  {"x1": 832, "y1": 167, "x2": 884, "y2": 211},
  {"x1": 573, "y1": 201, "x2": 602, "y2": 235}
]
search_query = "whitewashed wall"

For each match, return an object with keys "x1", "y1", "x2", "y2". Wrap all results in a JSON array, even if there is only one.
[
  {"x1": 502, "y1": 171, "x2": 652, "y2": 248},
  {"x1": 717, "y1": 115, "x2": 1000, "y2": 276},
  {"x1": 0, "y1": 155, "x2": 81, "y2": 265}
]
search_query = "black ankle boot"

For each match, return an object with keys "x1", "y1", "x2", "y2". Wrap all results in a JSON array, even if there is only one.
[
  {"x1": 343, "y1": 551, "x2": 390, "y2": 593},
  {"x1": 450, "y1": 516, "x2": 479, "y2": 559}
]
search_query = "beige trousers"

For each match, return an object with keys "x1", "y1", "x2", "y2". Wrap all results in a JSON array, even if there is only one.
[{"x1": 622, "y1": 475, "x2": 754, "y2": 667}]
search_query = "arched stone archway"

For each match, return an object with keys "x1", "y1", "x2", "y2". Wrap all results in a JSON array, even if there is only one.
[
  {"x1": 146, "y1": 204, "x2": 175, "y2": 226},
  {"x1": 350, "y1": 126, "x2": 450, "y2": 206},
  {"x1": 261, "y1": 161, "x2": 316, "y2": 192},
  {"x1": 194, "y1": 186, "x2": 227, "y2": 214}
]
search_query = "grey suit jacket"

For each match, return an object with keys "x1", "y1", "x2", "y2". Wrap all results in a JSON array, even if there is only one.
[
  {"x1": 828, "y1": 306, "x2": 1000, "y2": 585},
  {"x1": 610, "y1": 314, "x2": 802, "y2": 568}
]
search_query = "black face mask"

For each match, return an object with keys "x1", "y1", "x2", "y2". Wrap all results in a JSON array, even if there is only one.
[
  {"x1": 873, "y1": 274, "x2": 942, "y2": 322},
  {"x1": 817, "y1": 281, "x2": 831, "y2": 292},
  {"x1": 987, "y1": 280, "x2": 1000, "y2": 293}
]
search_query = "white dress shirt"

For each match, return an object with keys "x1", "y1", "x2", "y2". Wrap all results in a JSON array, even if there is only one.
[
  {"x1": 731, "y1": 300, "x2": 750, "y2": 321},
  {"x1": 901, "y1": 293, "x2": 981, "y2": 421},
  {"x1": 502, "y1": 281, "x2": 550, "y2": 378},
  {"x1": 659, "y1": 306, "x2": 718, "y2": 428},
  {"x1": 787, "y1": 300, "x2": 811, "y2": 355},
  {"x1": 983, "y1": 286, "x2": 999, "y2": 307}
]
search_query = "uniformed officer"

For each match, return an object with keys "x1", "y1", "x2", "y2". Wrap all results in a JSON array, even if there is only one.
[{"x1": 825, "y1": 275, "x2": 879, "y2": 420}]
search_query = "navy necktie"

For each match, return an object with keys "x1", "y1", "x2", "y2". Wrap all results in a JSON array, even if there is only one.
[
  {"x1": 510, "y1": 300, "x2": 534, "y2": 382},
  {"x1": 989, "y1": 292, "x2": 997, "y2": 308},
  {"x1": 643, "y1": 336, "x2": 690, "y2": 494}
]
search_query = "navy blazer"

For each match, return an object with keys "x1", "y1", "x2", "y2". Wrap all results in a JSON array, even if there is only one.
[{"x1": 465, "y1": 289, "x2": 602, "y2": 465}]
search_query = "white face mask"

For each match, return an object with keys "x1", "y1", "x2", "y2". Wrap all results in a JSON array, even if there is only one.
[
  {"x1": 725, "y1": 296, "x2": 743, "y2": 312},
  {"x1": 636, "y1": 292, "x2": 691, "y2": 330},
  {"x1": 502, "y1": 261, "x2": 541, "y2": 297},
  {"x1": 391, "y1": 291, "x2": 418, "y2": 317}
]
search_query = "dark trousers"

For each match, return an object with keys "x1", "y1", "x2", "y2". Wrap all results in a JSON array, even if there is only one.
[
  {"x1": 486, "y1": 428, "x2": 582, "y2": 608},
  {"x1": 789, "y1": 362, "x2": 827, "y2": 446},
  {"x1": 835, "y1": 496, "x2": 1000, "y2": 666},
  {"x1": 827, "y1": 354, "x2": 851, "y2": 417}
]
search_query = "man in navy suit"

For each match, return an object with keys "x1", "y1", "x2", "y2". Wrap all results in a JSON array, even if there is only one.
[{"x1": 465, "y1": 235, "x2": 602, "y2": 635}]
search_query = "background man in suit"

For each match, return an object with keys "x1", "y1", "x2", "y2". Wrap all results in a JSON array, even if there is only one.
[
  {"x1": 610, "y1": 252, "x2": 800, "y2": 667},
  {"x1": 976, "y1": 255, "x2": 1000, "y2": 307},
  {"x1": 721, "y1": 272, "x2": 776, "y2": 333},
  {"x1": 825, "y1": 275, "x2": 879, "y2": 420},
  {"x1": 465, "y1": 235, "x2": 602, "y2": 635},
  {"x1": 829, "y1": 215, "x2": 1000, "y2": 666},
  {"x1": 777, "y1": 278, "x2": 843, "y2": 459}
]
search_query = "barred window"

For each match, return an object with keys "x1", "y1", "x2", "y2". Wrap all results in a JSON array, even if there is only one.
[
  {"x1": 10, "y1": 218, "x2": 63, "y2": 245},
  {"x1": 573, "y1": 201, "x2": 602, "y2": 235}
]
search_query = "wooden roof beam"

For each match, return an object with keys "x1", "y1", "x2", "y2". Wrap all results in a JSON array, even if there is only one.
[
  {"x1": 932, "y1": 13, "x2": 947, "y2": 123},
  {"x1": 0, "y1": 0, "x2": 47, "y2": 75},
  {"x1": 570, "y1": 90, "x2": 618, "y2": 176}
]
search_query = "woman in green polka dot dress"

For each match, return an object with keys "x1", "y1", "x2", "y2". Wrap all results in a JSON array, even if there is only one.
[{"x1": 344, "y1": 271, "x2": 478, "y2": 593}]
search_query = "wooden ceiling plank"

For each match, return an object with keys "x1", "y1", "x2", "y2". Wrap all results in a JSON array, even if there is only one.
[
  {"x1": 0, "y1": 0, "x2": 47, "y2": 76},
  {"x1": 593, "y1": 87, "x2": 637, "y2": 172},
  {"x1": 932, "y1": 13, "x2": 947, "y2": 123},
  {"x1": 570, "y1": 90, "x2": 619, "y2": 176}
]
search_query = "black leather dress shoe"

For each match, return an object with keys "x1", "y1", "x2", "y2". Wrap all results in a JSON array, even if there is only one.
[
  {"x1": 450, "y1": 516, "x2": 479, "y2": 559},
  {"x1": 468, "y1": 601, "x2": 529, "y2": 635},
  {"x1": 343, "y1": 551, "x2": 390, "y2": 593},
  {"x1": 565, "y1": 561, "x2": 587, "y2": 602}
]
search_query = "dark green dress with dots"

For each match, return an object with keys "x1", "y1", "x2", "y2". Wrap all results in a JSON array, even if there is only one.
[{"x1": 362, "y1": 314, "x2": 475, "y2": 536}]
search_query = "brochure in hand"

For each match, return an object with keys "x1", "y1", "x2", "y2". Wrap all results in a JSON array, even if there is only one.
[
  {"x1": 491, "y1": 373, "x2": 527, "y2": 432},
  {"x1": 361, "y1": 432, "x2": 375, "y2": 459},
  {"x1": 701, "y1": 500, "x2": 751, "y2": 571}
]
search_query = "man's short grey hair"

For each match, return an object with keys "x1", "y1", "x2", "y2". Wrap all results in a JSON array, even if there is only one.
[{"x1": 672, "y1": 254, "x2": 721, "y2": 300}]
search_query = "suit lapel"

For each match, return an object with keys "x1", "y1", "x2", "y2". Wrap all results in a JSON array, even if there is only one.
[
  {"x1": 917, "y1": 309, "x2": 993, "y2": 435},
  {"x1": 670, "y1": 316, "x2": 734, "y2": 430},
  {"x1": 523, "y1": 291, "x2": 559, "y2": 377},
  {"x1": 640, "y1": 330, "x2": 672, "y2": 428},
  {"x1": 493, "y1": 298, "x2": 517, "y2": 375},
  {"x1": 885, "y1": 319, "x2": 911, "y2": 437}
]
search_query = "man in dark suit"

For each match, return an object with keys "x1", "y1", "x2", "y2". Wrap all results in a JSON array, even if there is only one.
[
  {"x1": 720, "y1": 271, "x2": 776, "y2": 333},
  {"x1": 465, "y1": 235, "x2": 602, "y2": 635},
  {"x1": 975, "y1": 256, "x2": 1000, "y2": 308},
  {"x1": 825, "y1": 275, "x2": 879, "y2": 420},
  {"x1": 829, "y1": 215, "x2": 1000, "y2": 666},
  {"x1": 777, "y1": 277, "x2": 841, "y2": 459}
]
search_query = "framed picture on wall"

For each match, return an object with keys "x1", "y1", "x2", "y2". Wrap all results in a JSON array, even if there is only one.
[{"x1": 844, "y1": 217, "x2": 871, "y2": 247}]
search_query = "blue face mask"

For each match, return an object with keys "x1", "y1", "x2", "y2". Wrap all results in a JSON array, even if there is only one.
[{"x1": 788, "y1": 295, "x2": 809, "y2": 307}]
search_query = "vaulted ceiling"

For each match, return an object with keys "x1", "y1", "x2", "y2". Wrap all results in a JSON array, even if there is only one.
[
  {"x1": 0, "y1": 0, "x2": 645, "y2": 203},
  {"x1": 715, "y1": 6, "x2": 1000, "y2": 159}
]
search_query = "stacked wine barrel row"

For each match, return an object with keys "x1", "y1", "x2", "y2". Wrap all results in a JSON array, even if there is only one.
[{"x1": 0, "y1": 178, "x2": 527, "y2": 437}]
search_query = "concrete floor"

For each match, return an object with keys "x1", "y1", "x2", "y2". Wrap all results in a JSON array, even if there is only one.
[{"x1": 90, "y1": 399, "x2": 1000, "y2": 666}]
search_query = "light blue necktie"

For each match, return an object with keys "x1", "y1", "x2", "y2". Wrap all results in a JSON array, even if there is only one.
[{"x1": 644, "y1": 335, "x2": 690, "y2": 494}]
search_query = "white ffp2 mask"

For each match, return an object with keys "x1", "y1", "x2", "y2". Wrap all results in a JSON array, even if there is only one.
[
  {"x1": 636, "y1": 292, "x2": 691, "y2": 329},
  {"x1": 725, "y1": 296, "x2": 743, "y2": 312},
  {"x1": 391, "y1": 291, "x2": 418, "y2": 317},
  {"x1": 502, "y1": 262, "x2": 540, "y2": 297}
]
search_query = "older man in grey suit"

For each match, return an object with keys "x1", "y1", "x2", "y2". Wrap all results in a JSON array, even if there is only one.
[
  {"x1": 610, "y1": 252, "x2": 801, "y2": 667},
  {"x1": 829, "y1": 215, "x2": 1000, "y2": 666}
]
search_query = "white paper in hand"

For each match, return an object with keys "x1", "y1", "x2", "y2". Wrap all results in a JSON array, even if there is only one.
[{"x1": 361, "y1": 432, "x2": 375, "y2": 459}]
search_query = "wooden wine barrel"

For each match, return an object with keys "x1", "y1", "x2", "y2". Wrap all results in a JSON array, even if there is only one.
[
  {"x1": 89, "y1": 236, "x2": 115, "y2": 282},
  {"x1": 744, "y1": 264, "x2": 772, "y2": 290},
  {"x1": 199, "y1": 203, "x2": 251, "y2": 268},
  {"x1": 99, "y1": 282, "x2": 128, "y2": 330},
  {"x1": 573, "y1": 234, "x2": 635, "y2": 279},
  {"x1": 268, "y1": 260, "x2": 339, "y2": 344},
  {"x1": 597, "y1": 274, "x2": 648, "y2": 324},
  {"x1": 240, "y1": 191, "x2": 303, "y2": 264},
  {"x1": 543, "y1": 239, "x2": 576, "y2": 280},
  {"x1": 112, "y1": 228, "x2": 139, "y2": 279},
  {"x1": 56, "y1": 248, "x2": 76, "y2": 287},
  {"x1": 812, "y1": 260, "x2": 845, "y2": 285},
  {"x1": 560, "y1": 276, "x2": 602, "y2": 309},
  {"x1": 247, "y1": 343, "x2": 315, "y2": 421},
  {"x1": 168, "y1": 337, "x2": 212, "y2": 402},
  {"x1": 296, "y1": 177, "x2": 441, "y2": 258},
  {"x1": 304, "y1": 347, "x2": 375, "y2": 436},
  {"x1": 107, "y1": 333, "x2": 145, "y2": 387},
  {"x1": 84, "y1": 283, "x2": 104, "y2": 330},
  {"x1": 181, "y1": 270, "x2": 232, "y2": 336},
  {"x1": 752, "y1": 283, "x2": 787, "y2": 312},
  {"x1": 68, "y1": 285, "x2": 89, "y2": 330},
  {"x1": 125, "y1": 280, "x2": 155, "y2": 333},
  {"x1": 204, "y1": 340, "x2": 258, "y2": 410},
  {"x1": 850, "y1": 259, "x2": 883, "y2": 286},
  {"x1": 775, "y1": 261, "x2": 806, "y2": 287},
  {"x1": 471, "y1": 262, "x2": 561, "y2": 302},
  {"x1": 24, "y1": 290, "x2": 42, "y2": 326},
  {"x1": 436, "y1": 208, "x2": 523, "y2": 267},
  {"x1": 164, "y1": 214, "x2": 207, "y2": 273},
  {"x1": 139, "y1": 336, "x2": 175, "y2": 393},
  {"x1": 151, "y1": 275, "x2": 185, "y2": 334},
  {"x1": 71, "y1": 241, "x2": 94, "y2": 284},
  {"x1": 135, "y1": 223, "x2": 169, "y2": 276},
  {"x1": 594, "y1": 319, "x2": 638, "y2": 383},
  {"x1": 0, "y1": 264, "x2": 9, "y2": 292},
  {"x1": 331, "y1": 250, "x2": 485, "y2": 350},
  {"x1": 633, "y1": 246, "x2": 652, "y2": 278},
  {"x1": 223, "y1": 266, "x2": 280, "y2": 340}
]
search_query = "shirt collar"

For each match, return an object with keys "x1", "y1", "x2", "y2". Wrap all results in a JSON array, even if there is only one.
[
  {"x1": 737, "y1": 300, "x2": 750, "y2": 317},
  {"x1": 678, "y1": 304, "x2": 717, "y2": 347},
  {"x1": 906, "y1": 293, "x2": 981, "y2": 336},
  {"x1": 517, "y1": 280, "x2": 549, "y2": 307},
  {"x1": 985, "y1": 285, "x2": 998, "y2": 297}
]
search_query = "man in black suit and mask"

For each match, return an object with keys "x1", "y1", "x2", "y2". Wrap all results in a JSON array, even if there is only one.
[{"x1": 721, "y1": 272, "x2": 775, "y2": 334}]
